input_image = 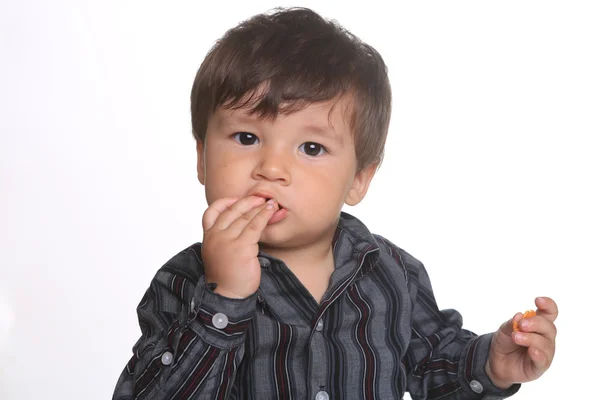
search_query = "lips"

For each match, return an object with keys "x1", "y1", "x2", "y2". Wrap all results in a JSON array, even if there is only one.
[
  {"x1": 247, "y1": 191, "x2": 288, "y2": 225},
  {"x1": 249, "y1": 192, "x2": 286, "y2": 210}
]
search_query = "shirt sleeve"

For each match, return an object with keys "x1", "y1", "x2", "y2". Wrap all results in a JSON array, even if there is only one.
[
  {"x1": 112, "y1": 245, "x2": 255, "y2": 400},
  {"x1": 400, "y1": 252, "x2": 521, "y2": 400}
]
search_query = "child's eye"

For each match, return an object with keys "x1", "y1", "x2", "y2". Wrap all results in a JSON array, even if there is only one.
[
  {"x1": 299, "y1": 142, "x2": 327, "y2": 157},
  {"x1": 232, "y1": 132, "x2": 258, "y2": 145}
]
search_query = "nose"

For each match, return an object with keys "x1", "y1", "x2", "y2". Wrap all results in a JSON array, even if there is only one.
[{"x1": 251, "y1": 146, "x2": 291, "y2": 185}]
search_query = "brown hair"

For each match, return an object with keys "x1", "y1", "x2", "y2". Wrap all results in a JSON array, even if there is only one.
[{"x1": 190, "y1": 7, "x2": 391, "y2": 170}]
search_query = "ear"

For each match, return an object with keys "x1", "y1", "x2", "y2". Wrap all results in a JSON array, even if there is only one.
[
  {"x1": 196, "y1": 140, "x2": 206, "y2": 186},
  {"x1": 345, "y1": 162, "x2": 378, "y2": 206}
]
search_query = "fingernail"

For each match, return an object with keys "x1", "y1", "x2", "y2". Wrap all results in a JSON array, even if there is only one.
[
  {"x1": 267, "y1": 199, "x2": 275, "y2": 204},
  {"x1": 514, "y1": 333, "x2": 525, "y2": 341},
  {"x1": 520, "y1": 319, "x2": 530, "y2": 329}
]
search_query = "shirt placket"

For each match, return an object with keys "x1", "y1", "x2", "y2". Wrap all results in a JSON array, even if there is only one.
[{"x1": 306, "y1": 247, "x2": 379, "y2": 400}]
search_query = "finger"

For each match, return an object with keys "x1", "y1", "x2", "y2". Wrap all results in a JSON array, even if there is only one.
[
  {"x1": 500, "y1": 313, "x2": 521, "y2": 336},
  {"x1": 527, "y1": 346, "x2": 551, "y2": 370},
  {"x1": 227, "y1": 200, "x2": 276, "y2": 237},
  {"x1": 534, "y1": 297, "x2": 559, "y2": 323},
  {"x1": 212, "y1": 196, "x2": 266, "y2": 231},
  {"x1": 238, "y1": 199, "x2": 279, "y2": 242},
  {"x1": 513, "y1": 331, "x2": 554, "y2": 369},
  {"x1": 512, "y1": 330, "x2": 553, "y2": 354},
  {"x1": 517, "y1": 315, "x2": 557, "y2": 341},
  {"x1": 202, "y1": 197, "x2": 239, "y2": 230}
]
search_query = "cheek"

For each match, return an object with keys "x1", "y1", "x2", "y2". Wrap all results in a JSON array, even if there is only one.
[
  {"x1": 303, "y1": 170, "x2": 351, "y2": 206},
  {"x1": 206, "y1": 149, "x2": 236, "y2": 177},
  {"x1": 207, "y1": 160, "x2": 235, "y2": 184},
  {"x1": 204, "y1": 158, "x2": 231, "y2": 201}
]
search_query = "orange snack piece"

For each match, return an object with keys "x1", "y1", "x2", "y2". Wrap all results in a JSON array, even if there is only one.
[{"x1": 513, "y1": 310, "x2": 536, "y2": 332}]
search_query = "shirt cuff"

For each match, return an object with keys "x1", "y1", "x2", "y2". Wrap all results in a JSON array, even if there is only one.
[
  {"x1": 459, "y1": 333, "x2": 521, "y2": 399},
  {"x1": 187, "y1": 276, "x2": 257, "y2": 348}
]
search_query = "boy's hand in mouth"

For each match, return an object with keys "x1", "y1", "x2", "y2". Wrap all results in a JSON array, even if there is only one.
[{"x1": 201, "y1": 195, "x2": 280, "y2": 299}]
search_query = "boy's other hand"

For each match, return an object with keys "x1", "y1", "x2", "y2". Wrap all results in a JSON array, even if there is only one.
[
  {"x1": 485, "y1": 297, "x2": 558, "y2": 389},
  {"x1": 201, "y1": 196, "x2": 280, "y2": 299}
]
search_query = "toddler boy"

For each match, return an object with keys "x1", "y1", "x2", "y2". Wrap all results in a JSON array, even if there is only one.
[{"x1": 113, "y1": 7, "x2": 557, "y2": 400}]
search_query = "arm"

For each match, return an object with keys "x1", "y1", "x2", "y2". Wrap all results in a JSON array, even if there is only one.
[
  {"x1": 114, "y1": 196, "x2": 279, "y2": 399},
  {"x1": 112, "y1": 246, "x2": 255, "y2": 400},
  {"x1": 400, "y1": 253, "x2": 520, "y2": 400}
]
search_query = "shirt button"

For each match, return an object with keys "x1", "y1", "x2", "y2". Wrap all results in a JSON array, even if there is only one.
[
  {"x1": 469, "y1": 380, "x2": 483, "y2": 393},
  {"x1": 212, "y1": 312, "x2": 228, "y2": 329},
  {"x1": 316, "y1": 318, "x2": 324, "y2": 332},
  {"x1": 161, "y1": 351, "x2": 173, "y2": 366},
  {"x1": 258, "y1": 257, "x2": 271, "y2": 268},
  {"x1": 315, "y1": 391, "x2": 329, "y2": 400}
]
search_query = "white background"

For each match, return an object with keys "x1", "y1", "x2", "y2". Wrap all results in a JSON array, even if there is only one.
[{"x1": 1, "y1": 1, "x2": 598, "y2": 399}]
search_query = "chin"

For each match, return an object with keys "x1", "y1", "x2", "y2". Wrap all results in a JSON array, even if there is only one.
[{"x1": 259, "y1": 226, "x2": 288, "y2": 246}]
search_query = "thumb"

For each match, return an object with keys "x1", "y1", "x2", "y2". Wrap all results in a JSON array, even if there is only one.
[
  {"x1": 499, "y1": 313, "x2": 520, "y2": 337},
  {"x1": 492, "y1": 313, "x2": 522, "y2": 353}
]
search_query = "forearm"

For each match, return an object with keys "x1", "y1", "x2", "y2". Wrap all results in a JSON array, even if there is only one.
[
  {"x1": 113, "y1": 273, "x2": 256, "y2": 399},
  {"x1": 401, "y1": 251, "x2": 520, "y2": 399}
]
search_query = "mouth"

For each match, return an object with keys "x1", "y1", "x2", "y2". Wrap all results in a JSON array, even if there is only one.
[
  {"x1": 249, "y1": 192, "x2": 289, "y2": 225},
  {"x1": 250, "y1": 192, "x2": 287, "y2": 210}
]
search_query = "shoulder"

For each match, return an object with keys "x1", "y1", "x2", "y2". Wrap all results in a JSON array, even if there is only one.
[
  {"x1": 336, "y1": 212, "x2": 428, "y2": 281},
  {"x1": 147, "y1": 242, "x2": 205, "y2": 302},
  {"x1": 158, "y1": 242, "x2": 204, "y2": 280},
  {"x1": 372, "y1": 234, "x2": 424, "y2": 269},
  {"x1": 372, "y1": 234, "x2": 427, "y2": 282}
]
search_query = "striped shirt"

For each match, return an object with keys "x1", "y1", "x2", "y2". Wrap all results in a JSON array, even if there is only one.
[{"x1": 113, "y1": 212, "x2": 519, "y2": 399}]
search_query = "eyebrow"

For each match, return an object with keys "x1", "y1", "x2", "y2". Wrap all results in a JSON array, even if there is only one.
[
  {"x1": 216, "y1": 112, "x2": 344, "y2": 145},
  {"x1": 301, "y1": 123, "x2": 343, "y2": 145},
  {"x1": 216, "y1": 112, "x2": 258, "y2": 128}
]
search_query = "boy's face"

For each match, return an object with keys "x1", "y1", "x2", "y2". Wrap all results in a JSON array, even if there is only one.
[{"x1": 196, "y1": 97, "x2": 377, "y2": 248}]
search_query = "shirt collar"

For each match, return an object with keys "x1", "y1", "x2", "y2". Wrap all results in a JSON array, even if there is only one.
[
  {"x1": 258, "y1": 212, "x2": 381, "y2": 278},
  {"x1": 332, "y1": 211, "x2": 381, "y2": 279}
]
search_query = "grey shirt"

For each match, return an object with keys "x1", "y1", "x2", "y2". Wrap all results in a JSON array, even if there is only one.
[{"x1": 113, "y1": 212, "x2": 519, "y2": 399}]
